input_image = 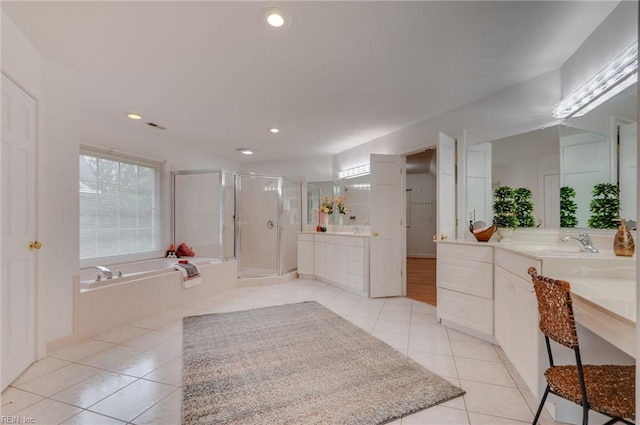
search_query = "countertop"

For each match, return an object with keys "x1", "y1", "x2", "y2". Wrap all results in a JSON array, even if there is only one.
[{"x1": 437, "y1": 239, "x2": 636, "y2": 326}]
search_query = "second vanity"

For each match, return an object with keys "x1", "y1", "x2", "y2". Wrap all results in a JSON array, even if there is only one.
[
  {"x1": 437, "y1": 237, "x2": 635, "y2": 423},
  {"x1": 297, "y1": 231, "x2": 370, "y2": 297}
]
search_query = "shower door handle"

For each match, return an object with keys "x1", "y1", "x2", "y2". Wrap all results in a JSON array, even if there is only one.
[{"x1": 266, "y1": 220, "x2": 275, "y2": 229}]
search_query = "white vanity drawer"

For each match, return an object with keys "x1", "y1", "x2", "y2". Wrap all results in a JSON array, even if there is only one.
[
  {"x1": 438, "y1": 243, "x2": 493, "y2": 263},
  {"x1": 348, "y1": 246, "x2": 364, "y2": 261},
  {"x1": 495, "y1": 249, "x2": 540, "y2": 281},
  {"x1": 437, "y1": 256, "x2": 493, "y2": 299},
  {"x1": 438, "y1": 288, "x2": 493, "y2": 335},
  {"x1": 347, "y1": 237, "x2": 365, "y2": 248},
  {"x1": 315, "y1": 234, "x2": 327, "y2": 243},
  {"x1": 298, "y1": 233, "x2": 314, "y2": 242}
]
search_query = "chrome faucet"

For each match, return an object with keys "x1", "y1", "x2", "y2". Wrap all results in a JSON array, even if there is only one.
[
  {"x1": 561, "y1": 233, "x2": 599, "y2": 253},
  {"x1": 95, "y1": 266, "x2": 113, "y2": 279}
]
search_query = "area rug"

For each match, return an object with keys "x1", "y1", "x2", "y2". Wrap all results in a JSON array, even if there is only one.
[{"x1": 182, "y1": 301, "x2": 464, "y2": 425}]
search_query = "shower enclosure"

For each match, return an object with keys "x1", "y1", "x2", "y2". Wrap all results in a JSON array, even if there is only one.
[{"x1": 237, "y1": 175, "x2": 302, "y2": 278}]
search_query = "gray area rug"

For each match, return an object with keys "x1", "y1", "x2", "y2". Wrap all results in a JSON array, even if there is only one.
[{"x1": 182, "y1": 301, "x2": 464, "y2": 425}]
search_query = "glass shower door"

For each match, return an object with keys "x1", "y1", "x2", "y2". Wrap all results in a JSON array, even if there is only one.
[
  {"x1": 280, "y1": 178, "x2": 302, "y2": 274},
  {"x1": 238, "y1": 175, "x2": 279, "y2": 277}
]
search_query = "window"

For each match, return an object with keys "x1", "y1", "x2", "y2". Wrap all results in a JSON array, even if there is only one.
[{"x1": 80, "y1": 149, "x2": 162, "y2": 262}]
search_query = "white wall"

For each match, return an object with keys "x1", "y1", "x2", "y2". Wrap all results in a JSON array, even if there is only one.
[
  {"x1": 240, "y1": 156, "x2": 333, "y2": 182},
  {"x1": 406, "y1": 174, "x2": 437, "y2": 257}
]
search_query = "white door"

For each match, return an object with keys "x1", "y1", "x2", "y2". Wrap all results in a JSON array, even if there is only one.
[
  {"x1": 369, "y1": 154, "x2": 404, "y2": 298},
  {"x1": 619, "y1": 123, "x2": 637, "y2": 223},
  {"x1": 559, "y1": 132, "x2": 611, "y2": 227},
  {"x1": 542, "y1": 172, "x2": 560, "y2": 228},
  {"x1": 437, "y1": 132, "x2": 456, "y2": 239},
  {"x1": 466, "y1": 142, "x2": 492, "y2": 225},
  {"x1": 2, "y1": 74, "x2": 38, "y2": 389}
]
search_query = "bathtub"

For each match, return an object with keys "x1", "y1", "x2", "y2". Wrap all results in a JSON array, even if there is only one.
[
  {"x1": 73, "y1": 257, "x2": 238, "y2": 339},
  {"x1": 78, "y1": 257, "x2": 221, "y2": 290}
]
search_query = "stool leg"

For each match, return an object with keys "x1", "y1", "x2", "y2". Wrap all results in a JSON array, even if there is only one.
[{"x1": 532, "y1": 386, "x2": 551, "y2": 425}]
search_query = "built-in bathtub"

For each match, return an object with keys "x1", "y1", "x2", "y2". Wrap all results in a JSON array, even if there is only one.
[
  {"x1": 73, "y1": 257, "x2": 238, "y2": 339},
  {"x1": 78, "y1": 257, "x2": 221, "y2": 290}
]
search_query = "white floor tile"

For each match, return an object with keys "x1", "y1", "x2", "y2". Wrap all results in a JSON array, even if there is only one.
[
  {"x1": 468, "y1": 411, "x2": 530, "y2": 424},
  {"x1": 408, "y1": 351, "x2": 458, "y2": 379},
  {"x1": 450, "y1": 340, "x2": 501, "y2": 362},
  {"x1": 94, "y1": 326, "x2": 150, "y2": 344},
  {"x1": 0, "y1": 387, "x2": 45, "y2": 415},
  {"x1": 88, "y1": 379, "x2": 176, "y2": 422},
  {"x1": 131, "y1": 389, "x2": 181, "y2": 425},
  {"x1": 130, "y1": 315, "x2": 177, "y2": 330},
  {"x1": 51, "y1": 339, "x2": 116, "y2": 362},
  {"x1": 60, "y1": 410, "x2": 127, "y2": 424},
  {"x1": 14, "y1": 398, "x2": 82, "y2": 425},
  {"x1": 78, "y1": 344, "x2": 147, "y2": 370},
  {"x1": 408, "y1": 333, "x2": 453, "y2": 355},
  {"x1": 11, "y1": 357, "x2": 71, "y2": 386},
  {"x1": 455, "y1": 357, "x2": 517, "y2": 387},
  {"x1": 16, "y1": 363, "x2": 102, "y2": 397},
  {"x1": 143, "y1": 357, "x2": 182, "y2": 387},
  {"x1": 461, "y1": 380, "x2": 534, "y2": 423},
  {"x1": 119, "y1": 330, "x2": 173, "y2": 350},
  {"x1": 50, "y1": 371, "x2": 137, "y2": 408},
  {"x1": 402, "y1": 405, "x2": 470, "y2": 424},
  {"x1": 373, "y1": 319, "x2": 411, "y2": 336}
]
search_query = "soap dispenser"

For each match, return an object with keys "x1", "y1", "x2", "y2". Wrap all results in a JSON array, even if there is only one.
[{"x1": 613, "y1": 218, "x2": 635, "y2": 257}]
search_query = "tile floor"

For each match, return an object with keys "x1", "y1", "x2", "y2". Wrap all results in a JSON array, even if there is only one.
[{"x1": 2, "y1": 278, "x2": 568, "y2": 424}]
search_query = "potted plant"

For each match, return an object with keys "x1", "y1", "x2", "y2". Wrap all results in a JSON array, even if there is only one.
[
  {"x1": 588, "y1": 183, "x2": 619, "y2": 229},
  {"x1": 513, "y1": 188, "x2": 535, "y2": 228},
  {"x1": 560, "y1": 186, "x2": 578, "y2": 228},
  {"x1": 493, "y1": 186, "x2": 519, "y2": 241}
]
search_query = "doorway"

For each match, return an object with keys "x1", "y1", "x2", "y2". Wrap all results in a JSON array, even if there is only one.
[{"x1": 405, "y1": 149, "x2": 437, "y2": 305}]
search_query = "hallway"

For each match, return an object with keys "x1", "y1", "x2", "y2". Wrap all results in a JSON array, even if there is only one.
[{"x1": 407, "y1": 257, "x2": 436, "y2": 306}]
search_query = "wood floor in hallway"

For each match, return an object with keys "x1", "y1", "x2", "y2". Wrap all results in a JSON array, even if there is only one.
[{"x1": 406, "y1": 257, "x2": 436, "y2": 306}]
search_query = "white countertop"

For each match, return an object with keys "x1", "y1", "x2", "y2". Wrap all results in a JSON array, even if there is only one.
[
  {"x1": 300, "y1": 231, "x2": 370, "y2": 237},
  {"x1": 438, "y1": 239, "x2": 636, "y2": 326}
]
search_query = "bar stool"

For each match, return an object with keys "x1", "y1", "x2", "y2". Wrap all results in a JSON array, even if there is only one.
[{"x1": 528, "y1": 267, "x2": 635, "y2": 425}]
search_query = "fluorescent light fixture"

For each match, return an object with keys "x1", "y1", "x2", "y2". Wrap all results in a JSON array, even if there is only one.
[
  {"x1": 269, "y1": 128, "x2": 280, "y2": 134},
  {"x1": 338, "y1": 164, "x2": 370, "y2": 180},
  {"x1": 127, "y1": 113, "x2": 142, "y2": 120},
  {"x1": 553, "y1": 39, "x2": 638, "y2": 119},
  {"x1": 238, "y1": 148, "x2": 256, "y2": 155}
]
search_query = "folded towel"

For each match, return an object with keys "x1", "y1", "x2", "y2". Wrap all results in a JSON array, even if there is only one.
[{"x1": 173, "y1": 263, "x2": 202, "y2": 289}]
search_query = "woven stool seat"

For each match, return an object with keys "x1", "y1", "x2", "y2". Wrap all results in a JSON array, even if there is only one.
[
  {"x1": 546, "y1": 365, "x2": 635, "y2": 420},
  {"x1": 528, "y1": 267, "x2": 636, "y2": 425}
]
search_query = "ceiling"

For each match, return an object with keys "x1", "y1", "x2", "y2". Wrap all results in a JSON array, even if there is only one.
[{"x1": 3, "y1": 1, "x2": 618, "y2": 163}]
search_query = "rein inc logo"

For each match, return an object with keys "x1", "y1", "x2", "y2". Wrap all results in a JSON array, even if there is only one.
[{"x1": 1, "y1": 417, "x2": 35, "y2": 424}]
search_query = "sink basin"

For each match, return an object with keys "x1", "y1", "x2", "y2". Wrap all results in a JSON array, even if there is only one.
[{"x1": 510, "y1": 244, "x2": 600, "y2": 258}]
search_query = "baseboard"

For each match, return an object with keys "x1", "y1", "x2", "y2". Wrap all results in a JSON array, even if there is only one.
[
  {"x1": 236, "y1": 271, "x2": 298, "y2": 287},
  {"x1": 46, "y1": 334, "x2": 78, "y2": 355}
]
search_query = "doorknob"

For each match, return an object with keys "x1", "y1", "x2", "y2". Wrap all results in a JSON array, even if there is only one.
[
  {"x1": 29, "y1": 241, "x2": 42, "y2": 250},
  {"x1": 266, "y1": 220, "x2": 275, "y2": 229},
  {"x1": 372, "y1": 231, "x2": 379, "y2": 237}
]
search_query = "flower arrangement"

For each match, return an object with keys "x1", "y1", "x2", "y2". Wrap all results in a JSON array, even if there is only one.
[
  {"x1": 320, "y1": 196, "x2": 334, "y2": 214},
  {"x1": 334, "y1": 196, "x2": 348, "y2": 214}
]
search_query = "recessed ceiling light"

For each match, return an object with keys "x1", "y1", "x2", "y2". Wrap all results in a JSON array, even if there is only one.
[
  {"x1": 263, "y1": 8, "x2": 289, "y2": 29},
  {"x1": 267, "y1": 13, "x2": 284, "y2": 27},
  {"x1": 238, "y1": 148, "x2": 256, "y2": 155},
  {"x1": 127, "y1": 113, "x2": 142, "y2": 120},
  {"x1": 269, "y1": 128, "x2": 280, "y2": 134}
]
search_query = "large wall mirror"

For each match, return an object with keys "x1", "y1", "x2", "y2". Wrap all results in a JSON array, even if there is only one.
[
  {"x1": 466, "y1": 82, "x2": 637, "y2": 230},
  {"x1": 307, "y1": 176, "x2": 371, "y2": 226}
]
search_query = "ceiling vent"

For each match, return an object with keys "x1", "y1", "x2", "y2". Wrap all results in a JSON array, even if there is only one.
[{"x1": 146, "y1": 122, "x2": 166, "y2": 130}]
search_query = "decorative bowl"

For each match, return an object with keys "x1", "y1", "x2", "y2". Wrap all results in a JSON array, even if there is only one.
[{"x1": 473, "y1": 225, "x2": 496, "y2": 242}]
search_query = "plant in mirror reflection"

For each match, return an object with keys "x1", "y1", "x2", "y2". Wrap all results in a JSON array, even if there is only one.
[
  {"x1": 560, "y1": 186, "x2": 578, "y2": 228},
  {"x1": 588, "y1": 183, "x2": 620, "y2": 229},
  {"x1": 514, "y1": 188, "x2": 535, "y2": 228},
  {"x1": 493, "y1": 186, "x2": 519, "y2": 229}
]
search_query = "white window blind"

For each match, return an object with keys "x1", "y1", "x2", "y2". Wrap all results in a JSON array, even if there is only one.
[{"x1": 79, "y1": 149, "x2": 162, "y2": 261}]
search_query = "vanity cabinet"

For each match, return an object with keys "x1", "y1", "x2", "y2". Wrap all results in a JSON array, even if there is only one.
[
  {"x1": 297, "y1": 233, "x2": 369, "y2": 295},
  {"x1": 436, "y1": 243, "x2": 494, "y2": 337},
  {"x1": 297, "y1": 233, "x2": 315, "y2": 276},
  {"x1": 494, "y1": 249, "x2": 543, "y2": 395}
]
